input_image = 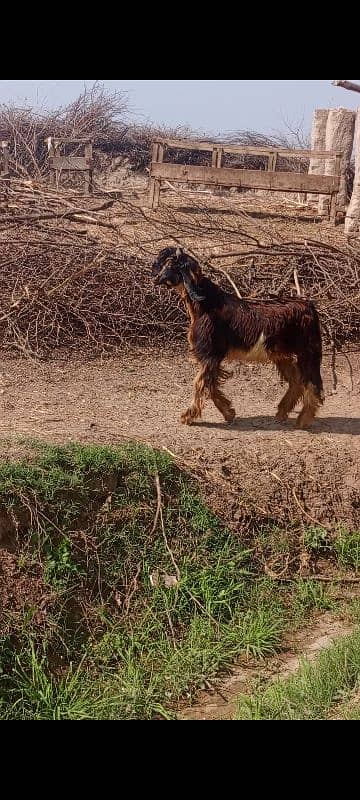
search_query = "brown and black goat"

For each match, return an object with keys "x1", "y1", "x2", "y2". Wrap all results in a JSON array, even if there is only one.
[{"x1": 152, "y1": 247, "x2": 324, "y2": 429}]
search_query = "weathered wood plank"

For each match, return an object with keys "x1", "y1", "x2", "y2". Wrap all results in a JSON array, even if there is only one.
[
  {"x1": 330, "y1": 192, "x2": 337, "y2": 224},
  {"x1": 149, "y1": 141, "x2": 164, "y2": 208},
  {"x1": 84, "y1": 142, "x2": 93, "y2": 195},
  {"x1": 0, "y1": 141, "x2": 10, "y2": 175},
  {"x1": 49, "y1": 157, "x2": 91, "y2": 171},
  {"x1": 150, "y1": 162, "x2": 340, "y2": 194},
  {"x1": 53, "y1": 138, "x2": 94, "y2": 145},
  {"x1": 154, "y1": 138, "x2": 341, "y2": 160},
  {"x1": 267, "y1": 152, "x2": 277, "y2": 172}
]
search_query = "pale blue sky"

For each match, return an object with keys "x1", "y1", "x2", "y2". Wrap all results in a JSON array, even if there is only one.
[{"x1": 1, "y1": 80, "x2": 359, "y2": 136}]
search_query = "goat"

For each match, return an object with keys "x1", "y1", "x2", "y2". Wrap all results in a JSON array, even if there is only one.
[{"x1": 152, "y1": 247, "x2": 324, "y2": 429}]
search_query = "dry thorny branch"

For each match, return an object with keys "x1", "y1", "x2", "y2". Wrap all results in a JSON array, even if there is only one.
[{"x1": 0, "y1": 175, "x2": 359, "y2": 361}]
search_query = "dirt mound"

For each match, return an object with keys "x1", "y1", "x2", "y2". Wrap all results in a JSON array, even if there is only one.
[
  {"x1": 204, "y1": 437, "x2": 360, "y2": 530},
  {"x1": 0, "y1": 550, "x2": 53, "y2": 635}
]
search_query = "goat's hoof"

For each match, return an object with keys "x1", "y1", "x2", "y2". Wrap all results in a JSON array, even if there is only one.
[
  {"x1": 295, "y1": 416, "x2": 313, "y2": 430},
  {"x1": 225, "y1": 409, "x2": 236, "y2": 424},
  {"x1": 181, "y1": 411, "x2": 195, "y2": 426},
  {"x1": 275, "y1": 411, "x2": 288, "y2": 423}
]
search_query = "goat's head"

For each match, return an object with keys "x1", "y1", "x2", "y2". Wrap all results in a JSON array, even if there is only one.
[{"x1": 152, "y1": 247, "x2": 204, "y2": 301}]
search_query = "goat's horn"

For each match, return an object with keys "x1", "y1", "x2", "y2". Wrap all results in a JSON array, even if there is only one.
[{"x1": 175, "y1": 246, "x2": 183, "y2": 257}]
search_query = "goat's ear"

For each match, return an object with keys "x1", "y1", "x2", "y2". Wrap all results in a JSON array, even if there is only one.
[
  {"x1": 182, "y1": 273, "x2": 204, "y2": 302},
  {"x1": 187, "y1": 256, "x2": 201, "y2": 284},
  {"x1": 189, "y1": 265, "x2": 199, "y2": 283}
]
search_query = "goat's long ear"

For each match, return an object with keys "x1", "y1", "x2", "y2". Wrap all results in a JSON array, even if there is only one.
[{"x1": 182, "y1": 273, "x2": 204, "y2": 302}]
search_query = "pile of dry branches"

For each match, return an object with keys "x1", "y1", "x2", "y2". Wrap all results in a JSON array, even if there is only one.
[
  {"x1": 0, "y1": 84, "x2": 208, "y2": 180},
  {"x1": 0, "y1": 175, "x2": 359, "y2": 358},
  {"x1": 0, "y1": 182, "x2": 183, "y2": 356},
  {"x1": 0, "y1": 85, "x2": 128, "y2": 179},
  {"x1": 1, "y1": 85, "x2": 326, "y2": 179}
]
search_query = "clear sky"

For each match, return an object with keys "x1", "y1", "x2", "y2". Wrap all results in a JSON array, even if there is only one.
[{"x1": 1, "y1": 80, "x2": 359, "y2": 137}]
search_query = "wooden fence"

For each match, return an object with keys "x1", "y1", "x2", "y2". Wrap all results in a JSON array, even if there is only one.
[
  {"x1": 47, "y1": 138, "x2": 93, "y2": 195},
  {"x1": 148, "y1": 138, "x2": 342, "y2": 223}
]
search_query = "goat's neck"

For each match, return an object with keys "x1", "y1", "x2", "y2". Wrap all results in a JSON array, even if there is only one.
[
  {"x1": 190, "y1": 276, "x2": 227, "y2": 311},
  {"x1": 174, "y1": 286, "x2": 200, "y2": 320},
  {"x1": 177, "y1": 276, "x2": 234, "y2": 315}
]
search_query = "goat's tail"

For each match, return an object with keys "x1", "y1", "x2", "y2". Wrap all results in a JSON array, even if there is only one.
[
  {"x1": 298, "y1": 301, "x2": 324, "y2": 403},
  {"x1": 309, "y1": 301, "x2": 323, "y2": 362}
]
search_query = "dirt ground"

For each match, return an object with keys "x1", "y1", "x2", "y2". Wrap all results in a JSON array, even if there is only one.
[{"x1": 0, "y1": 349, "x2": 359, "y2": 528}]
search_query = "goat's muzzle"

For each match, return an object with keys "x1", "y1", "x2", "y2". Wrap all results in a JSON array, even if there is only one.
[{"x1": 154, "y1": 272, "x2": 166, "y2": 286}]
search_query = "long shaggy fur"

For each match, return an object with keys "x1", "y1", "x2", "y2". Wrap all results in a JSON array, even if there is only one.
[{"x1": 153, "y1": 247, "x2": 324, "y2": 429}]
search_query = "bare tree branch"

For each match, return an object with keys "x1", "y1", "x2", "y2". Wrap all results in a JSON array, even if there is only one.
[{"x1": 332, "y1": 80, "x2": 360, "y2": 94}]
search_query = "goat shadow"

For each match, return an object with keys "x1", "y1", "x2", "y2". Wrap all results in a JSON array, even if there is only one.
[
  {"x1": 176, "y1": 206, "x2": 323, "y2": 224},
  {"x1": 193, "y1": 416, "x2": 360, "y2": 435},
  {"x1": 241, "y1": 210, "x2": 322, "y2": 224},
  {"x1": 176, "y1": 206, "x2": 240, "y2": 216}
]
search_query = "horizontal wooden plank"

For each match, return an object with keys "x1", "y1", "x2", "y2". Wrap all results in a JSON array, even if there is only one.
[
  {"x1": 52, "y1": 138, "x2": 93, "y2": 145},
  {"x1": 49, "y1": 157, "x2": 92, "y2": 171},
  {"x1": 150, "y1": 162, "x2": 340, "y2": 194},
  {"x1": 154, "y1": 138, "x2": 341, "y2": 160}
]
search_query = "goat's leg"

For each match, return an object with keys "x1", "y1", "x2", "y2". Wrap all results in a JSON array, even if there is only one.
[
  {"x1": 210, "y1": 366, "x2": 235, "y2": 423},
  {"x1": 181, "y1": 362, "x2": 208, "y2": 425},
  {"x1": 296, "y1": 352, "x2": 324, "y2": 429},
  {"x1": 181, "y1": 361, "x2": 235, "y2": 425},
  {"x1": 275, "y1": 359, "x2": 304, "y2": 421}
]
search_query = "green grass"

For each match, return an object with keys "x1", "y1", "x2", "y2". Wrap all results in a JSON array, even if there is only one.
[
  {"x1": 303, "y1": 525, "x2": 330, "y2": 554},
  {"x1": 334, "y1": 527, "x2": 360, "y2": 571},
  {"x1": 346, "y1": 599, "x2": 360, "y2": 624},
  {"x1": 292, "y1": 580, "x2": 337, "y2": 617},
  {"x1": 332, "y1": 698, "x2": 360, "y2": 720},
  {"x1": 302, "y1": 524, "x2": 360, "y2": 573},
  {"x1": 0, "y1": 643, "x2": 107, "y2": 721},
  {"x1": 256, "y1": 521, "x2": 360, "y2": 578},
  {"x1": 0, "y1": 441, "x2": 357, "y2": 720},
  {"x1": 236, "y1": 628, "x2": 360, "y2": 720}
]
